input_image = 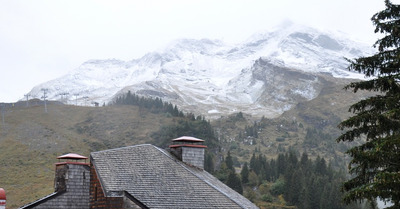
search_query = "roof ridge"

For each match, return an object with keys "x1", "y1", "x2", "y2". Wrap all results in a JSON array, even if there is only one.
[
  {"x1": 91, "y1": 144, "x2": 155, "y2": 154},
  {"x1": 153, "y1": 146, "x2": 248, "y2": 208}
]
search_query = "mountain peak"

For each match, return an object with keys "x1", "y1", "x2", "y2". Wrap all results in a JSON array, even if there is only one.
[{"x1": 26, "y1": 25, "x2": 373, "y2": 118}]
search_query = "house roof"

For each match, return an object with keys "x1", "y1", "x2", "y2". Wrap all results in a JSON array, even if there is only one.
[{"x1": 91, "y1": 144, "x2": 258, "y2": 209}]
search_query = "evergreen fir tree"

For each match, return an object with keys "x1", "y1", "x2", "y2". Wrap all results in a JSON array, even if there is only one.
[
  {"x1": 300, "y1": 152, "x2": 310, "y2": 169},
  {"x1": 285, "y1": 168, "x2": 302, "y2": 206},
  {"x1": 277, "y1": 153, "x2": 286, "y2": 176},
  {"x1": 314, "y1": 156, "x2": 327, "y2": 176},
  {"x1": 337, "y1": 0, "x2": 400, "y2": 207},
  {"x1": 299, "y1": 187, "x2": 311, "y2": 209},
  {"x1": 240, "y1": 162, "x2": 249, "y2": 184},
  {"x1": 225, "y1": 151, "x2": 234, "y2": 172},
  {"x1": 204, "y1": 152, "x2": 214, "y2": 173},
  {"x1": 249, "y1": 153, "x2": 257, "y2": 173},
  {"x1": 226, "y1": 171, "x2": 243, "y2": 194}
]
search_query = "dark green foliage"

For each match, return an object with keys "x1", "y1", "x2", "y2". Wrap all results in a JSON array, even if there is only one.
[
  {"x1": 314, "y1": 156, "x2": 328, "y2": 176},
  {"x1": 240, "y1": 162, "x2": 249, "y2": 184},
  {"x1": 236, "y1": 111, "x2": 244, "y2": 119},
  {"x1": 304, "y1": 128, "x2": 333, "y2": 148},
  {"x1": 270, "y1": 178, "x2": 285, "y2": 196},
  {"x1": 249, "y1": 153, "x2": 257, "y2": 173},
  {"x1": 214, "y1": 163, "x2": 230, "y2": 183},
  {"x1": 226, "y1": 171, "x2": 243, "y2": 194},
  {"x1": 245, "y1": 121, "x2": 260, "y2": 138},
  {"x1": 285, "y1": 168, "x2": 302, "y2": 205},
  {"x1": 113, "y1": 91, "x2": 184, "y2": 117},
  {"x1": 204, "y1": 151, "x2": 215, "y2": 173},
  {"x1": 261, "y1": 194, "x2": 273, "y2": 202},
  {"x1": 113, "y1": 91, "x2": 219, "y2": 150},
  {"x1": 282, "y1": 154, "x2": 360, "y2": 209},
  {"x1": 214, "y1": 153, "x2": 243, "y2": 194},
  {"x1": 225, "y1": 151, "x2": 234, "y2": 172},
  {"x1": 151, "y1": 116, "x2": 218, "y2": 149},
  {"x1": 276, "y1": 153, "x2": 286, "y2": 177},
  {"x1": 237, "y1": 149, "x2": 363, "y2": 209},
  {"x1": 249, "y1": 153, "x2": 275, "y2": 181},
  {"x1": 337, "y1": 1, "x2": 400, "y2": 207}
]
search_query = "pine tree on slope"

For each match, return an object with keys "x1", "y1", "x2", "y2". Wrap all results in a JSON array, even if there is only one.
[{"x1": 337, "y1": 0, "x2": 400, "y2": 207}]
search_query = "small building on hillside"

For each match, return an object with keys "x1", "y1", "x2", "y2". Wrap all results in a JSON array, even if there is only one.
[{"x1": 20, "y1": 136, "x2": 259, "y2": 209}]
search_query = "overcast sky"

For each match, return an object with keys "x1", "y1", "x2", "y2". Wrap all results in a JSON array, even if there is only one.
[{"x1": 0, "y1": 0, "x2": 393, "y2": 102}]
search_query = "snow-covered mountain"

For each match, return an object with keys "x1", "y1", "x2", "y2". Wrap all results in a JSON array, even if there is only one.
[{"x1": 27, "y1": 23, "x2": 374, "y2": 118}]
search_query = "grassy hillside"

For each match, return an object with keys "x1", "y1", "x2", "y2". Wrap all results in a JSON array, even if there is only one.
[{"x1": 0, "y1": 104, "x2": 177, "y2": 208}]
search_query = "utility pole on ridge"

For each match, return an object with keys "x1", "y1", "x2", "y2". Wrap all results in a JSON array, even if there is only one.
[
  {"x1": 83, "y1": 96, "x2": 89, "y2": 106},
  {"x1": 0, "y1": 104, "x2": 5, "y2": 126},
  {"x1": 74, "y1": 93, "x2": 79, "y2": 106},
  {"x1": 41, "y1": 88, "x2": 48, "y2": 113},
  {"x1": 59, "y1": 92, "x2": 69, "y2": 104},
  {"x1": 24, "y1": 94, "x2": 30, "y2": 107}
]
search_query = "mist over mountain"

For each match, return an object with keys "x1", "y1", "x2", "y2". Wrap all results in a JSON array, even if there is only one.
[{"x1": 26, "y1": 23, "x2": 374, "y2": 118}]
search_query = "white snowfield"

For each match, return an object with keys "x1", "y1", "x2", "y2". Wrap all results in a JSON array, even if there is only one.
[{"x1": 27, "y1": 23, "x2": 374, "y2": 118}]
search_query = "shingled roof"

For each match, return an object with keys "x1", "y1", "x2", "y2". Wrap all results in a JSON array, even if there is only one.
[{"x1": 91, "y1": 144, "x2": 258, "y2": 209}]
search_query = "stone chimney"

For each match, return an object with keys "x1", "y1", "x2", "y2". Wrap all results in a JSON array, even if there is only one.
[
  {"x1": 169, "y1": 136, "x2": 207, "y2": 169},
  {"x1": 54, "y1": 153, "x2": 90, "y2": 192},
  {"x1": 19, "y1": 154, "x2": 90, "y2": 208}
]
